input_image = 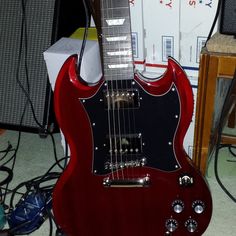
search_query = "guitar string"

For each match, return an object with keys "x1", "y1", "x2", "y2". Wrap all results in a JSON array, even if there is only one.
[
  {"x1": 130, "y1": 2, "x2": 137, "y2": 178},
  {"x1": 116, "y1": 0, "x2": 135, "y2": 180},
  {"x1": 111, "y1": 0, "x2": 125, "y2": 180},
  {"x1": 109, "y1": 1, "x2": 120, "y2": 179},
  {"x1": 126, "y1": 1, "x2": 137, "y2": 179},
  {"x1": 103, "y1": 0, "x2": 114, "y2": 179},
  {"x1": 107, "y1": 0, "x2": 121, "y2": 180},
  {"x1": 108, "y1": 0, "x2": 120, "y2": 180},
  {"x1": 118, "y1": 0, "x2": 132, "y2": 180},
  {"x1": 105, "y1": 0, "x2": 137, "y2": 180},
  {"x1": 118, "y1": 10, "x2": 130, "y2": 180}
]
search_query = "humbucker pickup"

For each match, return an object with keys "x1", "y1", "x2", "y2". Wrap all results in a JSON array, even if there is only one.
[
  {"x1": 106, "y1": 133, "x2": 142, "y2": 155},
  {"x1": 104, "y1": 89, "x2": 139, "y2": 109}
]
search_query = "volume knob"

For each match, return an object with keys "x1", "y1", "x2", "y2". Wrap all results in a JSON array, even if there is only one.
[
  {"x1": 165, "y1": 219, "x2": 178, "y2": 232},
  {"x1": 192, "y1": 200, "x2": 205, "y2": 214},
  {"x1": 185, "y1": 219, "x2": 198, "y2": 233}
]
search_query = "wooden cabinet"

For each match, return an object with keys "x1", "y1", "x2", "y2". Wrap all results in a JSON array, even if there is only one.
[{"x1": 193, "y1": 33, "x2": 236, "y2": 175}]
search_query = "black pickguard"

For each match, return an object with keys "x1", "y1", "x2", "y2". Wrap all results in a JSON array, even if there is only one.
[{"x1": 83, "y1": 79, "x2": 180, "y2": 175}]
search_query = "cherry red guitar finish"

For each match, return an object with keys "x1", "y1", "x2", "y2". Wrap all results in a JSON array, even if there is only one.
[{"x1": 53, "y1": 55, "x2": 212, "y2": 236}]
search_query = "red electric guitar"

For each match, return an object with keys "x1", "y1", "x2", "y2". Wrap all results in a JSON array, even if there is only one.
[{"x1": 52, "y1": 0, "x2": 212, "y2": 235}]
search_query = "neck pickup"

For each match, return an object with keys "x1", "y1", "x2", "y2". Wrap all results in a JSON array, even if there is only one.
[{"x1": 104, "y1": 89, "x2": 139, "y2": 109}]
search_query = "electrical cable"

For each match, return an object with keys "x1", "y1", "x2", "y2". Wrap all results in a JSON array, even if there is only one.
[
  {"x1": 1, "y1": 0, "x2": 30, "y2": 205},
  {"x1": 77, "y1": 0, "x2": 90, "y2": 73},
  {"x1": 0, "y1": 143, "x2": 13, "y2": 154},
  {"x1": 47, "y1": 209, "x2": 53, "y2": 236},
  {"x1": 205, "y1": 0, "x2": 223, "y2": 46},
  {"x1": 228, "y1": 145, "x2": 236, "y2": 157},
  {"x1": 0, "y1": 143, "x2": 15, "y2": 162},
  {"x1": 0, "y1": 167, "x2": 13, "y2": 187}
]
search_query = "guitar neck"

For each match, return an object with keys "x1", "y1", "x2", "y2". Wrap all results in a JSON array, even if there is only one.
[{"x1": 99, "y1": 0, "x2": 134, "y2": 81}]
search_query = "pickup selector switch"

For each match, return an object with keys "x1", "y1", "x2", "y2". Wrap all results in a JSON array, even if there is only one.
[
  {"x1": 179, "y1": 174, "x2": 194, "y2": 187},
  {"x1": 185, "y1": 219, "x2": 198, "y2": 233},
  {"x1": 165, "y1": 219, "x2": 178, "y2": 232},
  {"x1": 192, "y1": 200, "x2": 205, "y2": 214},
  {"x1": 172, "y1": 200, "x2": 184, "y2": 213}
]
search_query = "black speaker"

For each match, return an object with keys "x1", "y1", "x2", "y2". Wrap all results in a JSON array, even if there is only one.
[
  {"x1": 220, "y1": 0, "x2": 236, "y2": 35},
  {"x1": 0, "y1": 0, "x2": 86, "y2": 133}
]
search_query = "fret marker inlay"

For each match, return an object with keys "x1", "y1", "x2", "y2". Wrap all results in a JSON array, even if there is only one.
[
  {"x1": 107, "y1": 50, "x2": 132, "y2": 56},
  {"x1": 108, "y1": 64, "x2": 129, "y2": 69},
  {"x1": 106, "y1": 19, "x2": 125, "y2": 26},
  {"x1": 106, "y1": 36, "x2": 128, "y2": 42}
]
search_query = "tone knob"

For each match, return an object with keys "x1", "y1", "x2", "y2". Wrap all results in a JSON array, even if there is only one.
[
  {"x1": 172, "y1": 200, "x2": 184, "y2": 213},
  {"x1": 192, "y1": 200, "x2": 205, "y2": 214},
  {"x1": 165, "y1": 219, "x2": 178, "y2": 232},
  {"x1": 185, "y1": 219, "x2": 198, "y2": 233}
]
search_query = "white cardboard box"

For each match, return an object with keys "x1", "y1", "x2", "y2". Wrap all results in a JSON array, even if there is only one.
[
  {"x1": 180, "y1": 0, "x2": 219, "y2": 77},
  {"x1": 43, "y1": 37, "x2": 102, "y2": 90},
  {"x1": 130, "y1": 0, "x2": 146, "y2": 72},
  {"x1": 143, "y1": 0, "x2": 180, "y2": 75}
]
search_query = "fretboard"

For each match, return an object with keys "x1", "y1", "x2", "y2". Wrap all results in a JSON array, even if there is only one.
[{"x1": 100, "y1": 0, "x2": 134, "y2": 81}]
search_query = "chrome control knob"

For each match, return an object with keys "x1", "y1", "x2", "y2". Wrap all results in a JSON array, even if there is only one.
[
  {"x1": 172, "y1": 200, "x2": 184, "y2": 213},
  {"x1": 185, "y1": 219, "x2": 198, "y2": 233},
  {"x1": 192, "y1": 200, "x2": 205, "y2": 214},
  {"x1": 165, "y1": 219, "x2": 178, "y2": 232}
]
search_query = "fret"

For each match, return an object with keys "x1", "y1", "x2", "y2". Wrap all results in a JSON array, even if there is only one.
[
  {"x1": 104, "y1": 64, "x2": 133, "y2": 71},
  {"x1": 105, "y1": 36, "x2": 128, "y2": 42},
  {"x1": 102, "y1": 41, "x2": 131, "y2": 51},
  {"x1": 104, "y1": 57, "x2": 133, "y2": 69},
  {"x1": 108, "y1": 64, "x2": 129, "y2": 69},
  {"x1": 101, "y1": 25, "x2": 131, "y2": 37},
  {"x1": 103, "y1": 54, "x2": 133, "y2": 63},
  {"x1": 104, "y1": 74, "x2": 133, "y2": 80},
  {"x1": 104, "y1": 33, "x2": 131, "y2": 41},
  {"x1": 104, "y1": 67, "x2": 134, "y2": 77},
  {"x1": 102, "y1": 7, "x2": 130, "y2": 19},
  {"x1": 106, "y1": 50, "x2": 132, "y2": 56},
  {"x1": 101, "y1": 0, "x2": 129, "y2": 9}
]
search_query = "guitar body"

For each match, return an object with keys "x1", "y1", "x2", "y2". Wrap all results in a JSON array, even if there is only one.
[{"x1": 53, "y1": 55, "x2": 212, "y2": 236}]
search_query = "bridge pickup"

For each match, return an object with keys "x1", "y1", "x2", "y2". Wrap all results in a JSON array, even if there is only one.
[
  {"x1": 106, "y1": 133, "x2": 142, "y2": 156},
  {"x1": 104, "y1": 89, "x2": 139, "y2": 109},
  {"x1": 103, "y1": 175, "x2": 150, "y2": 188}
]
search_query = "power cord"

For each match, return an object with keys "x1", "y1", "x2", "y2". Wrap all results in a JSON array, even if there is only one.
[
  {"x1": 228, "y1": 145, "x2": 236, "y2": 158},
  {"x1": 205, "y1": 0, "x2": 223, "y2": 46},
  {"x1": 77, "y1": 0, "x2": 90, "y2": 74}
]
